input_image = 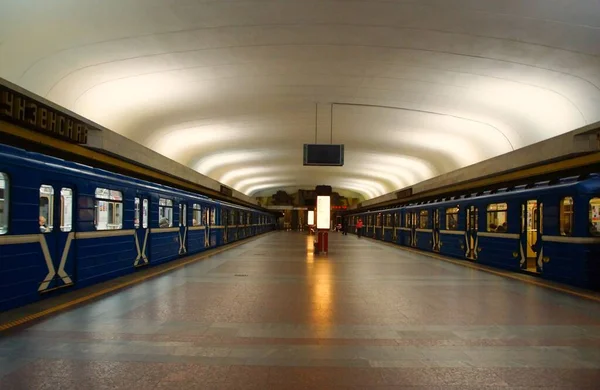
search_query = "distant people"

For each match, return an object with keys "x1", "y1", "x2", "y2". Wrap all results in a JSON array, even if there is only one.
[
  {"x1": 159, "y1": 217, "x2": 170, "y2": 228},
  {"x1": 590, "y1": 222, "x2": 598, "y2": 235},
  {"x1": 356, "y1": 218, "x2": 364, "y2": 238},
  {"x1": 39, "y1": 216, "x2": 48, "y2": 232},
  {"x1": 496, "y1": 222, "x2": 507, "y2": 233}
]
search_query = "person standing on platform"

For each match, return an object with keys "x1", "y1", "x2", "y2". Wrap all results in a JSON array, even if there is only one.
[
  {"x1": 356, "y1": 218, "x2": 363, "y2": 238},
  {"x1": 342, "y1": 217, "x2": 348, "y2": 235}
]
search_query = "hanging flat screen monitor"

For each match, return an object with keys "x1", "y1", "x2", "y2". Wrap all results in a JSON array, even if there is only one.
[{"x1": 303, "y1": 144, "x2": 344, "y2": 166}]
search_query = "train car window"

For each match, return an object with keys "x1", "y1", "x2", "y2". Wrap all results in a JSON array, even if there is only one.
[
  {"x1": 394, "y1": 213, "x2": 399, "y2": 227},
  {"x1": 385, "y1": 214, "x2": 391, "y2": 227},
  {"x1": 39, "y1": 185, "x2": 54, "y2": 233},
  {"x1": 94, "y1": 188, "x2": 123, "y2": 230},
  {"x1": 487, "y1": 203, "x2": 507, "y2": 232},
  {"x1": 589, "y1": 198, "x2": 600, "y2": 236},
  {"x1": 142, "y1": 199, "x2": 148, "y2": 229},
  {"x1": 211, "y1": 207, "x2": 216, "y2": 225},
  {"x1": 446, "y1": 207, "x2": 459, "y2": 230},
  {"x1": 182, "y1": 204, "x2": 187, "y2": 226},
  {"x1": 376, "y1": 213, "x2": 381, "y2": 227},
  {"x1": 60, "y1": 188, "x2": 73, "y2": 232},
  {"x1": 559, "y1": 197, "x2": 573, "y2": 236},
  {"x1": 404, "y1": 213, "x2": 410, "y2": 227},
  {"x1": 0, "y1": 173, "x2": 8, "y2": 234},
  {"x1": 134, "y1": 198, "x2": 140, "y2": 229},
  {"x1": 192, "y1": 204, "x2": 201, "y2": 226},
  {"x1": 419, "y1": 210, "x2": 429, "y2": 229},
  {"x1": 158, "y1": 198, "x2": 173, "y2": 228}
]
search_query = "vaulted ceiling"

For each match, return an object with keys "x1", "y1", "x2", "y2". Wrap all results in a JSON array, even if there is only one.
[{"x1": 1, "y1": 0, "x2": 599, "y2": 200}]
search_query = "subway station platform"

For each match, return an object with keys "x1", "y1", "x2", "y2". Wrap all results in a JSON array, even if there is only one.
[{"x1": 1, "y1": 232, "x2": 600, "y2": 389}]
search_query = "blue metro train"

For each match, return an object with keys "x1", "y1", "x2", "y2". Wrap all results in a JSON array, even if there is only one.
[
  {"x1": 0, "y1": 143, "x2": 275, "y2": 312},
  {"x1": 347, "y1": 175, "x2": 600, "y2": 290}
]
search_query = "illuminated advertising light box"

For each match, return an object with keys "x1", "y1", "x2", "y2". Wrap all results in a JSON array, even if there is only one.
[
  {"x1": 316, "y1": 196, "x2": 330, "y2": 229},
  {"x1": 307, "y1": 210, "x2": 315, "y2": 225}
]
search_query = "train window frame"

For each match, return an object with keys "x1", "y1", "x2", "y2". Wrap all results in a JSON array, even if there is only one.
[
  {"x1": 94, "y1": 188, "x2": 123, "y2": 231},
  {"x1": 182, "y1": 203, "x2": 187, "y2": 227},
  {"x1": 211, "y1": 206, "x2": 216, "y2": 225},
  {"x1": 142, "y1": 199, "x2": 148, "y2": 229},
  {"x1": 405, "y1": 213, "x2": 410, "y2": 227},
  {"x1": 486, "y1": 203, "x2": 508, "y2": 232},
  {"x1": 134, "y1": 197, "x2": 141, "y2": 229},
  {"x1": 39, "y1": 185, "x2": 54, "y2": 233},
  {"x1": 60, "y1": 188, "x2": 73, "y2": 232},
  {"x1": 0, "y1": 173, "x2": 8, "y2": 235},
  {"x1": 446, "y1": 207, "x2": 459, "y2": 230},
  {"x1": 559, "y1": 197, "x2": 573, "y2": 236},
  {"x1": 158, "y1": 198, "x2": 173, "y2": 228},
  {"x1": 419, "y1": 210, "x2": 429, "y2": 229},
  {"x1": 589, "y1": 198, "x2": 600, "y2": 236},
  {"x1": 394, "y1": 213, "x2": 399, "y2": 227}
]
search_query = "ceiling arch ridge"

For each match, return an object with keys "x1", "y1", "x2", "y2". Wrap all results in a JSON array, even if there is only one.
[
  {"x1": 190, "y1": 142, "x2": 447, "y2": 180},
  {"x1": 229, "y1": 168, "x2": 411, "y2": 194},
  {"x1": 332, "y1": 101, "x2": 515, "y2": 152},
  {"x1": 215, "y1": 159, "x2": 426, "y2": 189},
  {"x1": 337, "y1": 71, "x2": 590, "y2": 125},
  {"x1": 157, "y1": 0, "x2": 600, "y2": 28},
  {"x1": 41, "y1": 37, "x2": 600, "y2": 100},
  {"x1": 20, "y1": 20, "x2": 599, "y2": 87},
  {"x1": 145, "y1": 110, "x2": 312, "y2": 148},
  {"x1": 234, "y1": 173, "x2": 394, "y2": 195},
  {"x1": 67, "y1": 55, "x2": 591, "y2": 124},
  {"x1": 242, "y1": 178, "x2": 377, "y2": 198},
  {"x1": 196, "y1": 152, "x2": 428, "y2": 191},
  {"x1": 56, "y1": 57, "x2": 594, "y2": 130},
  {"x1": 73, "y1": 71, "x2": 571, "y2": 148}
]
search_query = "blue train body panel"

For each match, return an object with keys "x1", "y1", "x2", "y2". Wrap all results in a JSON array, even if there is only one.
[
  {"x1": 346, "y1": 175, "x2": 600, "y2": 291},
  {"x1": 0, "y1": 143, "x2": 275, "y2": 312}
]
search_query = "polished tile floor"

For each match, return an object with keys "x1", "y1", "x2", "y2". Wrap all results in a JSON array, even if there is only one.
[{"x1": 1, "y1": 232, "x2": 600, "y2": 389}]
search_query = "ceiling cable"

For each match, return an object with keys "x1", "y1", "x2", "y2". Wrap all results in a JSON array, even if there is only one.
[
  {"x1": 330, "y1": 103, "x2": 333, "y2": 144},
  {"x1": 315, "y1": 102, "x2": 318, "y2": 144}
]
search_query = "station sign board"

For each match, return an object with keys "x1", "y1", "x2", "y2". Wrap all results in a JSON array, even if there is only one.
[{"x1": 0, "y1": 83, "x2": 93, "y2": 144}]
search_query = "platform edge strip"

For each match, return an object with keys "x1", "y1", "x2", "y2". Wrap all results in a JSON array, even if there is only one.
[
  {"x1": 0, "y1": 233, "x2": 272, "y2": 332},
  {"x1": 370, "y1": 238, "x2": 600, "y2": 303}
]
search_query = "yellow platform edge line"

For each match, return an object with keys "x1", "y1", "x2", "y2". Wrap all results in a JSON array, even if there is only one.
[
  {"x1": 370, "y1": 237, "x2": 600, "y2": 303},
  {"x1": 0, "y1": 233, "x2": 271, "y2": 332}
]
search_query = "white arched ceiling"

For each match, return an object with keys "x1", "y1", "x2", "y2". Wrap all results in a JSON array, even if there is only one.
[{"x1": 1, "y1": 0, "x2": 599, "y2": 200}]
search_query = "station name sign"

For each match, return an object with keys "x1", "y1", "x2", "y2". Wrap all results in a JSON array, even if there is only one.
[{"x1": 0, "y1": 84, "x2": 92, "y2": 144}]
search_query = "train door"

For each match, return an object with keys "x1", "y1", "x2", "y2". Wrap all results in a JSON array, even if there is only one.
[
  {"x1": 178, "y1": 203, "x2": 188, "y2": 256},
  {"x1": 134, "y1": 196, "x2": 150, "y2": 267},
  {"x1": 465, "y1": 205, "x2": 478, "y2": 260},
  {"x1": 521, "y1": 199, "x2": 543, "y2": 273},
  {"x1": 38, "y1": 184, "x2": 76, "y2": 291},
  {"x1": 432, "y1": 208, "x2": 441, "y2": 252},
  {"x1": 223, "y1": 209, "x2": 229, "y2": 244},
  {"x1": 203, "y1": 206, "x2": 210, "y2": 248},
  {"x1": 410, "y1": 212, "x2": 417, "y2": 247}
]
